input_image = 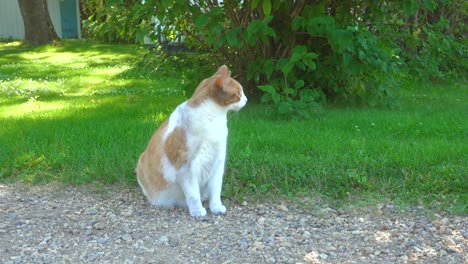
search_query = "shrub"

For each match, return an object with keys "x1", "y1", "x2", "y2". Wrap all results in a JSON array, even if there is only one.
[{"x1": 81, "y1": 0, "x2": 466, "y2": 116}]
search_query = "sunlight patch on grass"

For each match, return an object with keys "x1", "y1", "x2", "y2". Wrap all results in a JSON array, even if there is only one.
[{"x1": 1, "y1": 99, "x2": 68, "y2": 118}]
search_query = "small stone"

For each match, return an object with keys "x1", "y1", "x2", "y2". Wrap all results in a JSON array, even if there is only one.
[
  {"x1": 15, "y1": 220, "x2": 24, "y2": 227},
  {"x1": 88, "y1": 252, "x2": 104, "y2": 261},
  {"x1": 239, "y1": 239, "x2": 249, "y2": 250},
  {"x1": 267, "y1": 257, "x2": 276, "y2": 263},
  {"x1": 122, "y1": 234, "x2": 133, "y2": 242},
  {"x1": 253, "y1": 241, "x2": 264, "y2": 250},
  {"x1": 319, "y1": 253, "x2": 328, "y2": 260},
  {"x1": 84, "y1": 229, "x2": 93, "y2": 236},
  {"x1": 278, "y1": 247, "x2": 287, "y2": 253},
  {"x1": 6, "y1": 213, "x2": 17, "y2": 219},
  {"x1": 278, "y1": 205, "x2": 289, "y2": 212},
  {"x1": 93, "y1": 222, "x2": 106, "y2": 230},
  {"x1": 159, "y1": 236, "x2": 169, "y2": 243},
  {"x1": 335, "y1": 217, "x2": 345, "y2": 223},
  {"x1": 302, "y1": 231, "x2": 311, "y2": 238},
  {"x1": 439, "y1": 249, "x2": 447, "y2": 255},
  {"x1": 446, "y1": 246, "x2": 458, "y2": 253},
  {"x1": 361, "y1": 247, "x2": 373, "y2": 256},
  {"x1": 442, "y1": 236, "x2": 456, "y2": 247},
  {"x1": 121, "y1": 210, "x2": 133, "y2": 217},
  {"x1": 88, "y1": 209, "x2": 98, "y2": 215},
  {"x1": 400, "y1": 255, "x2": 408, "y2": 262},
  {"x1": 263, "y1": 236, "x2": 275, "y2": 244},
  {"x1": 327, "y1": 246, "x2": 337, "y2": 251},
  {"x1": 121, "y1": 225, "x2": 132, "y2": 234}
]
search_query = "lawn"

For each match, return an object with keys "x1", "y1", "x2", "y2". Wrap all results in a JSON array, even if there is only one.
[{"x1": 0, "y1": 40, "x2": 466, "y2": 213}]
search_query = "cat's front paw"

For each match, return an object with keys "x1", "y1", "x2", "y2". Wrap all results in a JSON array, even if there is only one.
[
  {"x1": 210, "y1": 205, "x2": 226, "y2": 215},
  {"x1": 189, "y1": 207, "x2": 207, "y2": 218}
]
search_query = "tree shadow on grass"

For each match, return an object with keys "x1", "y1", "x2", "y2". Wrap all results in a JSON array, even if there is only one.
[
  {"x1": 0, "y1": 94, "x2": 178, "y2": 184},
  {"x1": 0, "y1": 40, "x2": 190, "y2": 183}
]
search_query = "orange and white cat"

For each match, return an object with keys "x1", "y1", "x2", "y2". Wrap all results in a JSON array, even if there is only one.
[{"x1": 136, "y1": 65, "x2": 247, "y2": 217}]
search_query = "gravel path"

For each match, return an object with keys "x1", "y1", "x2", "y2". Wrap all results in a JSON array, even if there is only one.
[{"x1": 0, "y1": 183, "x2": 466, "y2": 264}]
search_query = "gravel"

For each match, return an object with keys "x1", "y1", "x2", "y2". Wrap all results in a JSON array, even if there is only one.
[{"x1": 0, "y1": 183, "x2": 466, "y2": 263}]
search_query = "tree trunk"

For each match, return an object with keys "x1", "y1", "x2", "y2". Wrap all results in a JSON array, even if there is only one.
[{"x1": 17, "y1": 0, "x2": 60, "y2": 45}]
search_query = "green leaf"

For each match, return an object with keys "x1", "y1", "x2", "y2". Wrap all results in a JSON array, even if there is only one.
[
  {"x1": 358, "y1": 49, "x2": 366, "y2": 60},
  {"x1": 135, "y1": 30, "x2": 147, "y2": 43},
  {"x1": 292, "y1": 16, "x2": 305, "y2": 31},
  {"x1": 263, "y1": 60, "x2": 275, "y2": 79},
  {"x1": 251, "y1": 0, "x2": 261, "y2": 9},
  {"x1": 358, "y1": 35, "x2": 368, "y2": 50},
  {"x1": 195, "y1": 14, "x2": 210, "y2": 29},
  {"x1": 300, "y1": 89, "x2": 319, "y2": 102},
  {"x1": 284, "y1": 87, "x2": 297, "y2": 96},
  {"x1": 329, "y1": 29, "x2": 353, "y2": 53},
  {"x1": 303, "y1": 55, "x2": 318, "y2": 70},
  {"x1": 281, "y1": 62, "x2": 294, "y2": 76},
  {"x1": 342, "y1": 52, "x2": 353, "y2": 67},
  {"x1": 246, "y1": 20, "x2": 262, "y2": 45},
  {"x1": 305, "y1": 52, "x2": 319, "y2": 60},
  {"x1": 423, "y1": 0, "x2": 437, "y2": 12},
  {"x1": 278, "y1": 102, "x2": 292, "y2": 114},
  {"x1": 258, "y1": 84, "x2": 276, "y2": 94},
  {"x1": 272, "y1": 92, "x2": 281, "y2": 104},
  {"x1": 295, "y1": 80, "x2": 305, "y2": 89},
  {"x1": 263, "y1": 0, "x2": 272, "y2": 16},
  {"x1": 403, "y1": 0, "x2": 418, "y2": 16},
  {"x1": 263, "y1": 15, "x2": 274, "y2": 24},
  {"x1": 161, "y1": 0, "x2": 172, "y2": 9},
  {"x1": 260, "y1": 93, "x2": 272, "y2": 103},
  {"x1": 306, "y1": 16, "x2": 336, "y2": 35},
  {"x1": 290, "y1": 45, "x2": 307, "y2": 62},
  {"x1": 246, "y1": 16, "x2": 276, "y2": 45},
  {"x1": 226, "y1": 27, "x2": 241, "y2": 47}
]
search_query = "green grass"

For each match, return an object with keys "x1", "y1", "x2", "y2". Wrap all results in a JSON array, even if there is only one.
[
  {"x1": 0, "y1": 40, "x2": 184, "y2": 183},
  {"x1": 0, "y1": 40, "x2": 466, "y2": 213}
]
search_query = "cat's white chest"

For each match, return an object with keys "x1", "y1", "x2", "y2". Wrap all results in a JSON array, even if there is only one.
[
  {"x1": 185, "y1": 103, "x2": 228, "y2": 182},
  {"x1": 168, "y1": 101, "x2": 228, "y2": 165},
  {"x1": 182, "y1": 102, "x2": 228, "y2": 143}
]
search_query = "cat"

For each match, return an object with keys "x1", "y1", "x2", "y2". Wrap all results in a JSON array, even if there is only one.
[{"x1": 136, "y1": 65, "x2": 247, "y2": 217}]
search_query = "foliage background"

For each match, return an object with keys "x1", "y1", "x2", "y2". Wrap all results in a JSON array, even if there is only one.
[{"x1": 81, "y1": 0, "x2": 466, "y2": 114}]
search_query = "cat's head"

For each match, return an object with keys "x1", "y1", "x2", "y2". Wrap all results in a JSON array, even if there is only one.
[{"x1": 188, "y1": 65, "x2": 247, "y2": 111}]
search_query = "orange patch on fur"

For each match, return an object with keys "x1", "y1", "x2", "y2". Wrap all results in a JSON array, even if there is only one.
[
  {"x1": 164, "y1": 127, "x2": 188, "y2": 169},
  {"x1": 187, "y1": 79, "x2": 211, "y2": 107},
  {"x1": 136, "y1": 120, "x2": 169, "y2": 196}
]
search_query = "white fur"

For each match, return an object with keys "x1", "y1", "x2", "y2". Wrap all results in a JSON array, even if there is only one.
[{"x1": 147, "y1": 90, "x2": 247, "y2": 217}]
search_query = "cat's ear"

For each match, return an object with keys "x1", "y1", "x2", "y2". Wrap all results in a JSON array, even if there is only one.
[{"x1": 215, "y1": 65, "x2": 231, "y2": 88}]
